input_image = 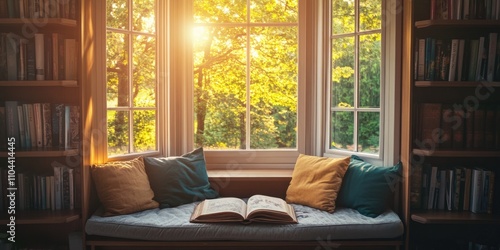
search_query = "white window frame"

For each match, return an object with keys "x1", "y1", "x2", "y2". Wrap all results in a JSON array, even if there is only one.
[
  {"x1": 91, "y1": 0, "x2": 400, "y2": 167},
  {"x1": 168, "y1": 0, "x2": 307, "y2": 169},
  {"x1": 322, "y1": 0, "x2": 401, "y2": 166}
]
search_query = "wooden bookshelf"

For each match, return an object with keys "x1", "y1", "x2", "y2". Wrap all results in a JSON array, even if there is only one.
[
  {"x1": 413, "y1": 149, "x2": 500, "y2": 157},
  {"x1": 0, "y1": 210, "x2": 80, "y2": 225},
  {"x1": 0, "y1": 80, "x2": 78, "y2": 87},
  {"x1": 415, "y1": 19, "x2": 500, "y2": 29},
  {"x1": 412, "y1": 211, "x2": 500, "y2": 224},
  {"x1": 415, "y1": 81, "x2": 500, "y2": 87},
  {"x1": 0, "y1": 148, "x2": 79, "y2": 157},
  {"x1": 0, "y1": 18, "x2": 77, "y2": 27}
]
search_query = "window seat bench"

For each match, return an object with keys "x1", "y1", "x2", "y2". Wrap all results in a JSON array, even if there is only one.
[{"x1": 84, "y1": 170, "x2": 404, "y2": 250}]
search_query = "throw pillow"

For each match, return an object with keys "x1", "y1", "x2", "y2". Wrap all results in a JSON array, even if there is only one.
[
  {"x1": 143, "y1": 147, "x2": 219, "y2": 208},
  {"x1": 91, "y1": 157, "x2": 159, "y2": 216},
  {"x1": 285, "y1": 154, "x2": 350, "y2": 213},
  {"x1": 337, "y1": 155, "x2": 402, "y2": 218}
]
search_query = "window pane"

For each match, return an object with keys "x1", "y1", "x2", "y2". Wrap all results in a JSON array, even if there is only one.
[
  {"x1": 132, "y1": 0, "x2": 155, "y2": 33},
  {"x1": 193, "y1": 27, "x2": 246, "y2": 149},
  {"x1": 194, "y1": 0, "x2": 247, "y2": 23},
  {"x1": 358, "y1": 112, "x2": 379, "y2": 153},
  {"x1": 107, "y1": 110, "x2": 130, "y2": 156},
  {"x1": 250, "y1": 27, "x2": 297, "y2": 149},
  {"x1": 250, "y1": 0, "x2": 298, "y2": 23},
  {"x1": 133, "y1": 110, "x2": 156, "y2": 152},
  {"x1": 133, "y1": 34, "x2": 156, "y2": 108},
  {"x1": 107, "y1": 0, "x2": 128, "y2": 30},
  {"x1": 331, "y1": 111, "x2": 354, "y2": 150},
  {"x1": 359, "y1": 33, "x2": 381, "y2": 108},
  {"x1": 332, "y1": 0, "x2": 355, "y2": 34},
  {"x1": 331, "y1": 36, "x2": 355, "y2": 108},
  {"x1": 107, "y1": 32, "x2": 129, "y2": 108},
  {"x1": 360, "y1": 0, "x2": 381, "y2": 31}
]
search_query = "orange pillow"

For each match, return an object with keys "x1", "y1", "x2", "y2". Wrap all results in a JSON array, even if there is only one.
[
  {"x1": 91, "y1": 157, "x2": 159, "y2": 216},
  {"x1": 285, "y1": 154, "x2": 350, "y2": 213}
]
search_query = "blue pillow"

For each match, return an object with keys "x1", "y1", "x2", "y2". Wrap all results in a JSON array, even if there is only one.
[
  {"x1": 144, "y1": 147, "x2": 219, "y2": 208},
  {"x1": 337, "y1": 155, "x2": 402, "y2": 218}
]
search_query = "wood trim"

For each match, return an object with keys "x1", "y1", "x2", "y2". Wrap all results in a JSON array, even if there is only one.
[
  {"x1": 400, "y1": 0, "x2": 414, "y2": 250},
  {"x1": 86, "y1": 237, "x2": 403, "y2": 250},
  {"x1": 411, "y1": 211, "x2": 500, "y2": 224}
]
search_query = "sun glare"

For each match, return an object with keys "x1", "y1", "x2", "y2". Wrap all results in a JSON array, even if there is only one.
[{"x1": 192, "y1": 26, "x2": 209, "y2": 44}]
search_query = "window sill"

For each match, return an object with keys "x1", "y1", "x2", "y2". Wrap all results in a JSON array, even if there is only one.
[{"x1": 207, "y1": 169, "x2": 293, "y2": 181}]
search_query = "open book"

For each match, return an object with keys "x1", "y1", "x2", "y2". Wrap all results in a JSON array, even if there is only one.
[{"x1": 190, "y1": 194, "x2": 298, "y2": 224}]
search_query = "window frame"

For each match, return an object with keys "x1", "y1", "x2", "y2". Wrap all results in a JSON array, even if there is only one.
[
  {"x1": 91, "y1": 0, "x2": 401, "y2": 167},
  {"x1": 322, "y1": 0, "x2": 401, "y2": 166}
]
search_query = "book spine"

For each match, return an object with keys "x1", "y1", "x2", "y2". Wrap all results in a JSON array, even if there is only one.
[
  {"x1": 16, "y1": 105, "x2": 26, "y2": 149},
  {"x1": 42, "y1": 103, "x2": 52, "y2": 148},
  {"x1": 472, "y1": 106, "x2": 485, "y2": 149},
  {"x1": 52, "y1": 33, "x2": 59, "y2": 80},
  {"x1": 44, "y1": 33, "x2": 53, "y2": 80},
  {"x1": 64, "y1": 105, "x2": 79, "y2": 149},
  {"x1": 33, "y1": 103, "x2": 43, "y2": 148},
  {"x1": 52, "y1": 164, "x2": 62, "y2": 210},
  {"x1": 34, "y1": 33, "x2": 45, "y2": 80},
  {"x1": 18, "y1": 38, "x2": 28, "y2": 81},
  {"x1": 64, "y1": 38, "x2": 76, "y2": 80},
  {"x1": 448, "y1": 39, "x2": 459, "y2": 81},
  {"x1": 475, "y1": 36, "x2": 485, "y2": 81},
  {"x1": 417, "y1": 39, "x2": 426, "y2": 81},
  {"x1": 5, "y1": 33, "x2": 18, "y2": 81},
  {"x1": 22, "y1": 104, "x2": 31, "y2": 149},
  {"x1": 0, "y1": 34, "x2": 7, "y2": 81},
  {"x1": 486, "y1": 33, "x2": 497, "y2": 81},
  {"x1": 26, "y1": 104, "x2": 36, "y2": 148},
  {"x1": 456, "y1": 39, "x2": 466, "y2": 81},
  {"x1": 464, "y1": 0, "x2": 471, "y2": 19},
  {"x1": 5, "y1": 101, "x2": 20, "y2": 143},
  {"x1": 26, "y1": 38, "x2": 36, "y2": 80}
]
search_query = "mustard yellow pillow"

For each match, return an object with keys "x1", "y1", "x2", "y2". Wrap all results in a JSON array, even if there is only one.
[
  {"x1": 91, "y1": 157, "x2": 159, "y2": 216},
  {"x1": 285, "y1": 154, "x2": 350, "y2": 213}
]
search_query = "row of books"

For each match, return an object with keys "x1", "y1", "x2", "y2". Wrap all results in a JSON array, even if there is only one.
[
  {"x1": 0, "y1": 0, "x2": 77, "y2": 19},
  {"x1": 431, "y1": 0, "x2": 500, "y2": 20},
  {"x1": 0, "y1": 101, "x2": 80, "y2": 150},
  {"x1": 0, "y1": 32, "x2": 77, "y2": 81},
  {"x1": 0, "y1": 164, "x2": 75, "y2": 212},
  {"x1": 416, "y1": 103, "x2": 500, "y2": 150},
  {"x1": 411, "y1": 164, "x2": 496, "y2": 214},
  {"x1": 415, "y1": 33, "x2": 500, "y2": 82}
]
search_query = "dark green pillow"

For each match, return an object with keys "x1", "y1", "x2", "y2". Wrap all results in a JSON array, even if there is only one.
[
  {"x1": 337, "y1": 155, "x2": 402, "y2": 218},
  {"x1": 143, "y1": 147, "x2": 219, "y2": 208}
]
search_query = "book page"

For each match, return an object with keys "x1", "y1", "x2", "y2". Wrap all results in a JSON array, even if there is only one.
[
  {"x1": 201, "y1": 197, "x2": 247, "y2": 217},
  {"x1": 246, "y1": 195, "x2": 288, "y2": 216}
]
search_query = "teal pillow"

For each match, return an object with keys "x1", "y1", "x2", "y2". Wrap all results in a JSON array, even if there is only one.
[
  {"x1": 143, "y1": 147, "x2": 219, "y2": 208},
  {"x1": 337, "y1": 155, "x2": 402, "y2": 218}
]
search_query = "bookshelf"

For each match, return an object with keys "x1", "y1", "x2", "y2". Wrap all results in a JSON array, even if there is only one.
[
  {"x1": 402, "y1": 0, "x2": 500, "y2": 249},
  {"x1": 0, "y1": 0, "x2": 82, "y2": 248}
]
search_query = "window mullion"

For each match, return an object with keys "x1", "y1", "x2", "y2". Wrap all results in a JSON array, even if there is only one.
[
  {"x1": 246, "y1": 1, "x2": 251, "y2": 150},
  {"x1": 353, "y1": 0, "x2": 360, "y2": 153},
  {"x1": 128, "y1": 0, "x2": 134, "y2": 154}
]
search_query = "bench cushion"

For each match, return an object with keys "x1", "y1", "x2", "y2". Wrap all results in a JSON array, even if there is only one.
[{"x1": 85, "y1": 201, "x2": 404, "y2": 241}]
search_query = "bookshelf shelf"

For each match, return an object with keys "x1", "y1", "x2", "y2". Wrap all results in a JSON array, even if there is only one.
[
  {"x1": 0, "y1": 80, "x2": 78, "y2": 87},
  {"x1": 0, "y1": 18, "x2": 77, "y2": 27},
  {"x1": 415, "y1": 19, "x2": 500, "y2": 29},
  {"x1": 415, "y1": 81, "x2": 500, "y2": 87},
  {"x1": 413, "y1": 149, "x2": 500, "y2": 157},
  {"x1": 0, "y1": 210, "x2": 80, "y2": 225},
  {"x1": 411, "y1": 211, "x2": 500, "y2": 224},
  {"x1": 0, "y1": 148, "x2": 79, "y2": 157}
]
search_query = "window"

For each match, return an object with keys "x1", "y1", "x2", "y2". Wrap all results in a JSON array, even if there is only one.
[
  {"x1": 94, "y1": 0, "x2": 400, "y2": 166},
  {"x1": 105, "y1": 0, "x2": 158, "y2": 156},
  {"x1": 328, "y1": 0, "x2": 382, "y2": 155},
  {"x1": 192, "y1": 0, "x2": 299, "y2": 150}
]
